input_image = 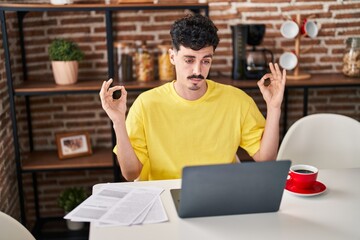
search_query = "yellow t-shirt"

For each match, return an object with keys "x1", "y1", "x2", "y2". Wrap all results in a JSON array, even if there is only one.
[{"x1": 116, "y1": 80, "x2": 265, "y2": 180}]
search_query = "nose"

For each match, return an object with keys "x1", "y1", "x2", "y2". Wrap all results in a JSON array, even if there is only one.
[{"x1": 193, "y1": 61, "x2": 201, "y2": 75}]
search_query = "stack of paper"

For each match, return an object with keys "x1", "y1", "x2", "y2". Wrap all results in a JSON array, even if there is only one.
[{"x1": 64, "y1": 185, "x2": 168, "y2": 226}]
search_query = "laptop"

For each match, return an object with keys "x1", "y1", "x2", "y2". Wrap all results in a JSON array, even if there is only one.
[{"x1": 171, "y1": 160, "x2": 291, "y2": 218}]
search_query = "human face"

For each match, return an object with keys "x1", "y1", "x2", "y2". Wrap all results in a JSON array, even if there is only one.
[{"x1": 169, "y1": 45, "x2": 214, "y2": 100}]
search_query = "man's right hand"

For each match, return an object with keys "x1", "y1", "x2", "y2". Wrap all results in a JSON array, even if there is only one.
[{"x1": 99, "y1": 78, "x2": 128, "y2": 124}]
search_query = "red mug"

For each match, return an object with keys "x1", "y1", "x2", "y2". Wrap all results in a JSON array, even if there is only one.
[
  {"x1": 300, "y1": 19, "x2": 319, "y2": 38},
  {"x1": 288, "y1": 165, "x2": 318, "y2": 189}
]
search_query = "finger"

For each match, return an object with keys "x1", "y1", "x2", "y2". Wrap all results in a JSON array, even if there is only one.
[
  {"x1": 120, "y1": 86, "x2": 127, "y2": 96},
  {"x1": 258, "y1": 73, "x2": 272, "y2": 88},
  {"x1": 120, "y1": 86, "x2": 128, "y2": 101},
  {"x1": 111, "y1": 86, "x2": 128, "y2": 102},
  {"x1": 282, "y1": 69, "x2": 287, "y2": 84},
  {"x1": 99, "y1": 80, "x2": 109, "y2": 101},
  {"x1": 108, "y1": 85, "x2": 123, "y2": 94},
  {"x1": 274, "y1": 63, "x2": 282, "y2": 79},
  {"x1": 260, "y1": 73, "x2": 272, "y2": 81},
  {"x1": 99, "y1": 80, "x2": 106, "y2": 96},
  {"x1": 258, "y1": 73, "x2": 270, "y2": 84},
  {"x1": 107, "y1": 85, "x2": 123, "y2": 100},
  {"x1": 269, "y1": 63, "x2": 277, "y2": 78},
  {"x1": 105, "y1": 78, "x2": 114, "y2": 91}
]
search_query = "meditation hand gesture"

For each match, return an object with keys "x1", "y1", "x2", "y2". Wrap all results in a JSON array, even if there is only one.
[
  {"x1": 99, "y1": 78, "x2": 128, "y2": 124},
  {"x1": 257, "y1": 63, "x2": 286, "y2": 109}
]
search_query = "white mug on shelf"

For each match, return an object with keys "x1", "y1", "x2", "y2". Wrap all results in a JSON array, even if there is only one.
[
  {"x1": 280, "y1": 20, "x2": 299, "y2": 39},
  {"x1": 279, "y1": 52, "x2": 298, "y2": 70}
]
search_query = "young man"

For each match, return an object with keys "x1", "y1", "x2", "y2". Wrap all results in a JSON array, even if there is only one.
[{"x1": 99, "y1": 14, "x2": 286, "y2": 181}]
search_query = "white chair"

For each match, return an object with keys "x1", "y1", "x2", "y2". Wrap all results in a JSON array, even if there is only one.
[
  {"x1": 0, "y1": 211, "x2": 36, "y2": 240},
  {"x1": 277, "y1": 113, "x2": 360, "y2": 169}
]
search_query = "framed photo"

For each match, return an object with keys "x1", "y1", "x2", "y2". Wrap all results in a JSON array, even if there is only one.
[{"x1": 56, "y1": 132, "x2": 92, "y2": 159}]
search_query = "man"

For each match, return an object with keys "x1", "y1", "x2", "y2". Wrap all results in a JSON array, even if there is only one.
[{"x1": 99, "y1": 14, "x2": 286, "y2": 181}]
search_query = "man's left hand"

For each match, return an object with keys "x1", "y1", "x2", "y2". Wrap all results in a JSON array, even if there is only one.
[{"x1": 257, "y1": 62, "x2": 286, "y2": 109}]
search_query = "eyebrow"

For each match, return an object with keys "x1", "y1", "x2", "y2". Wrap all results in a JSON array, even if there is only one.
[{"x1": 183, "y1": 54, "x2": 213, "y2": 59}]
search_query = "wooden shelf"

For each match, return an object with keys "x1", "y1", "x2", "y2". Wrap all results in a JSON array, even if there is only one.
[
  {"x1": 226, "y1": 74, "x2": 360, "y2": 88},
  {"x1": 14, "y1": 80, "x2": 103, "y2": 95},
  {"x1": 21, "y1": 148, "x2": 114, "y2": 172},
  {"x1": 284, "y1": 73, "x2": 360, "y2": 87},
  {"x1": 14, "y1": 74, "x2": 360, "y2": 96},
  {"x1": 14, "y1": 79, "x2": 170, "y2": 95}
]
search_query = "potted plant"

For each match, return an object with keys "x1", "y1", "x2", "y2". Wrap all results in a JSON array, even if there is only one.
[
  {"x1": 49, "y1": 38, "x2": 84, "y2": 85},
  {"x1": 58, "y1": 187, "x2": 88, "y2": 230}
]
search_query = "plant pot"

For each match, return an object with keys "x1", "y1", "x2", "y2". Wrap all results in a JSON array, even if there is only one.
[
  {"x1": 66, "y1": 219, "x2": 85, "y2": 231},
  {"x1": 51, "y1": 61, "x2": 79, "y2": 85}
]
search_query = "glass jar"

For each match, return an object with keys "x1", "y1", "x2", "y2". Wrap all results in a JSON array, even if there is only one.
[
  {"x1": 114, "y1": 42, "x2": 133, "y2": 82},
  {"x1": 157, "y1": 44, "x2": 175, "y2": 81},
  {"x1": 342, "y1": 37, "x2": 360, "y2": 78},
  {"x1": 135, "y1": 43, "x2": 154, "y2": 82}
]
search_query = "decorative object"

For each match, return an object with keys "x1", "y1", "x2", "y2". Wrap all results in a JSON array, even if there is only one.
[
  {"x1": 48, "y1": 38, "x2": 84, "y2": 85},
  {"x1": 56, "y1": 132, "x2": 92, "y2": 159},
  {"x1": 50, "y1": 0, "x2": 74, "y2": 5},
  {"x1": 280, "y1": 14, "x2": 319, "y2": 80},
  {"x1": 342, "y1": 37, "x2": 360, "y2": 77},
  {"x1": 58, "y1": 187, "x2": 88, "y2": 231}
]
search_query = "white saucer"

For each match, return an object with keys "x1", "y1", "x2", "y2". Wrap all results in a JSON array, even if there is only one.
[{"x1": 285, "y1": 179, "x2": 326, "y2": 197}]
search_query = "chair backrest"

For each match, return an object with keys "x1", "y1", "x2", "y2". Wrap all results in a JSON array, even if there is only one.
[
  {"x1": 0, "y1": 211, "x2": 36, "y2": 240},
  {"x1": 277, "y1": 113, "x2": 360, "y2": 169}
]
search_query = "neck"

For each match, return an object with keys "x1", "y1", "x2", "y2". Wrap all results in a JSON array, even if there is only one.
[{"x1": 173, "y1": 80, "x2": 207, "y2": 101}]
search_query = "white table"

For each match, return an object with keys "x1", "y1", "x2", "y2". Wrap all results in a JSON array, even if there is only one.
[{"x1": 89, "y1": 168, "x2": 360, "y2": 240}]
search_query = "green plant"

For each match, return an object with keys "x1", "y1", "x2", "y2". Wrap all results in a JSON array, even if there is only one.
[
  {"x1": 58, "y1": 187, "x2": 88, "y2": 212},
  {"x1": 49, "y1": 38, "x2": 84, "y2": 61}
]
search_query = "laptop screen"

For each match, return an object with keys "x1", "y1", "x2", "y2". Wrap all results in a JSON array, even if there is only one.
[{"x1": 171, "y1": 160, "x2": 291, "y2": 218}]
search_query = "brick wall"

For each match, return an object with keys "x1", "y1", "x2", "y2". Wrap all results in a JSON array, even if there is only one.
[
  {"x1": 0, "y1": 27, "x2": 21, "y2": 220},
  {"x1": 1, "y1": 0, "x2": 360, "y2": 229}
]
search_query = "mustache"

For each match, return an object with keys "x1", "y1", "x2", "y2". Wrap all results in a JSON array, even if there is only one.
[{"x1": 187, "y1": 74, "x2": 205, "y2": 79}]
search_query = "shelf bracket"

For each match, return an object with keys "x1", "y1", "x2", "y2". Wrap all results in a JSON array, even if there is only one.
[{"x1": 105, "y1": 10, "x2": 114, "y2": 79}]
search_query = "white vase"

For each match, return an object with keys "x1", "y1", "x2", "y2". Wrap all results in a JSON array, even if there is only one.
[
  {"x1": 50, "y1": 0, "x2": 74, "y2": 5},
  {"x1": 66, "y1": 219, "x2": 85, "y2": 231},
  {"x1": 51, "y1": 61, "x2": 79, "y2": 85}
]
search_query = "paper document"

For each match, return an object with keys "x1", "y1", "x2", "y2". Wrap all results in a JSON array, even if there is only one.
[{"x1": 64, "y1": 185, "x2": 168, "y2": 226}]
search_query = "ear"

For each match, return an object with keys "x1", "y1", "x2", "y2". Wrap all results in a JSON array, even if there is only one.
[{"x1": 169, "y1": 48, "x2": 175, "y2": 65}]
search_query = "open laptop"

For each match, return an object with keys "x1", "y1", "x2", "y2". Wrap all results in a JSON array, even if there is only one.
[{"x1": 171, "y1": 160, "x2": 291, "y2": 218}]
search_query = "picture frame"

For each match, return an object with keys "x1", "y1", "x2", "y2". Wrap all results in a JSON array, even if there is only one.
[{"x1": 56, "y1": 131, "x2": 92, "y2": 159}]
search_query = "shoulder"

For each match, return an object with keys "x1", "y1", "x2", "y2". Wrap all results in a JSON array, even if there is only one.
[
  {"x1": 137, "y1": 82, "x2": 171, "y2": 100},
  {"x1": 207, "y1": 79, "x2": 255, "y2": 103},
  {"x1": 133, "y1": 82, "x2": 172, "y2": 106}
]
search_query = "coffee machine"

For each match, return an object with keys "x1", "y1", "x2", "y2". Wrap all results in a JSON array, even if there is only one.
[{"x1": 231, "y1": 24, "x2": 273, "y2": 80}]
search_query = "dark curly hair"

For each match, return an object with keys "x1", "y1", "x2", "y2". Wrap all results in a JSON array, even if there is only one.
[{"x1": 170, "y1": 14, "x2": 219, "y2": 51}]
